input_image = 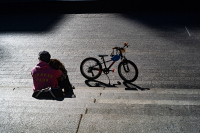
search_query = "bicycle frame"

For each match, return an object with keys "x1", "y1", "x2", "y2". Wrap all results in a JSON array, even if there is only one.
[
  {"x1": 80, "y1": 42, "x2": 138, "y2": 82},
  {"x1": 100, "y1": 57, "x2": 116, "y2": 71},
  {"x1": 99, "y1": 48, "x2": 126, "y2": 74}
]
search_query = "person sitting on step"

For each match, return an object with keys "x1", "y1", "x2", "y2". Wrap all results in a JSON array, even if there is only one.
[
  {"x1": 49, "y1": 59, "x2": 75, "y2": 96},
  {"x1": 31, "y1": 51, "x2": 64, "y2": 98}
]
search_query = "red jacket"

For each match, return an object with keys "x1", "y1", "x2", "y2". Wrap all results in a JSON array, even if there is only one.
[{"x1": 31, "y1": 61, "x2": 62, "y2": 92}]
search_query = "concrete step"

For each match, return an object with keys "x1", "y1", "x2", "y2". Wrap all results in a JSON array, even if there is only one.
[
  {"x1": 0, "y1": 111, "x2": 81, "y2": 133},
  {"x1": 0, "y1": 87, "x2": 102, "y2": 98},
  {"x1": 1, "y1": 106, "x2": 87, "y2": 114},
  {"x1": 2, "y1": 99, "x2": 200, "y2": 116},
  {"x1": 86, "y1": 103, "x2": 200, "y2": 116},
  {"x1": 0, "y1": 96, "x2": 95, "y2": 104},
  {"x1": 96, "y1": 98, "x2": 200, "y2": 106},
  {"x1": 1, "y1": 92, "x2": 199, "y2": 105},
  {"x1": 0, "y1": 98, "x2": 93, "y2": 108},
  {"x1": 1, "y1": 86, "x2": 200, "y2": 133},
  {"x1": 78, "y1": 114, "x2": 200, "y2": 133},
  {"x1": 96, "y1": 88, "x2": 200, "y2": 95},
  {"x1": 1, "y1": 87, "x2": 200, "y2": 97},
  {"x1": 2, "y1": 87, "x2": 199, "y2": 108},
  {"x1": 0, "y1": 98, "x2": 92, "y2": 115},
  {"x1": 99, "y1": 92, "x2": 200, "y2": 100},
  {"x1": 1, "y1": 87, "x2": 200, "y2": 112},
  {"x1": 2, "y1": 99, "x2": 199, "y2": 116}
]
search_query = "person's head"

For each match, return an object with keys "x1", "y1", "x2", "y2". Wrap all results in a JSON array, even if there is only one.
[
  {"x1": 49, "y1": 59, "x2": 61, "y2": 70},
  {"x1": 49, "y1": 59, "x2": 66, "y2": 72},
  {"x1": 38, "y1": 51, "x2": 51, "y2": 63}
]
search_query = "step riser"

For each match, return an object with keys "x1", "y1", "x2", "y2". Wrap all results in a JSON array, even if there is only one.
[
  {"x1": 97, "y1": 99, "x2": 200, "y2": 106},
  {"x1": 86, "y1": 106, "x2": 200, "y2": 116},
  {"x1": 78, "y1": 114, "x2": 200, "y2": 133}
]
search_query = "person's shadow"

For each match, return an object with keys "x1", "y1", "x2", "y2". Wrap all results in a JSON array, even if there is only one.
[{"x1": 85, "y1": 79, "x2": 150, "y2": 91}]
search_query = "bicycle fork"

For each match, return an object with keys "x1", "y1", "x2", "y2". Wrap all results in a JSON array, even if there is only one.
[{"x1": 122, "y1": 60, "x2": 130, "y2": 73}]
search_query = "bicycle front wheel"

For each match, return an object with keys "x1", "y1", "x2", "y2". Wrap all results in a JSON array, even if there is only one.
[
  {"x1": 118, "y1": 60, "x2": 138, "y2": 82},
  {"x1": 80, "y1": 57, "x2": 102, "y2": 80}
]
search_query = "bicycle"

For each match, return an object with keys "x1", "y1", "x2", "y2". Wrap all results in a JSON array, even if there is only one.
[{"x1": 80, "y1": 43, "x2": 138, "y2": 82}]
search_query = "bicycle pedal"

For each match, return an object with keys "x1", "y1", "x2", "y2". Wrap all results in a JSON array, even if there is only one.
[
  {"x1": 112, "y1": 69, "x2": 115, "y2": 73},
  {"x1": 98, "y1": 69, "x2": 102, "y2": 73}
]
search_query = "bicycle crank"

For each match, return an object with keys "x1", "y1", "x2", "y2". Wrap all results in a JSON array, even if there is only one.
[{"x1": 103, "y1": 68, "x2": 110, "y2": 74}]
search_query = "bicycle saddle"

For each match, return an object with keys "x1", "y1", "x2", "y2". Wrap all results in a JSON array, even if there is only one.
[{"x1": 98, "y1": 55, "x2": 108, "y2": 57}]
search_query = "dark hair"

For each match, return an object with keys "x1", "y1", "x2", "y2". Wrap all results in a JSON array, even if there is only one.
[
  {"x1": 38, "y1": 51, "x2": 51, "y2": 63},
  {"x1": 49, "y1": 59, "x2": 67, "y2": 72}
]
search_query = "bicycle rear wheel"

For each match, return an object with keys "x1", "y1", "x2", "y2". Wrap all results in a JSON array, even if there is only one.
[
  {"x1": 118, "y1": 60, "x2": 138, "y2": 82},
  {"x1": 80, "y1": 57, "x2": 102, "y2": 80}
]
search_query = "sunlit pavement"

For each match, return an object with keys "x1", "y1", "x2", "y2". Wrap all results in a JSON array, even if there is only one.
[
  {"x1": 0, "y1": 12, "x2": 200, "y2": 132},
  {"x1": 0, "y1": 13, "x2": 200, "y2": 89}
]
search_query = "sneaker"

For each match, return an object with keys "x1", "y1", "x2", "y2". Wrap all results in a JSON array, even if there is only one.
[{"x1": 71, "y1": 94, "x2": 76, "y2": 98}]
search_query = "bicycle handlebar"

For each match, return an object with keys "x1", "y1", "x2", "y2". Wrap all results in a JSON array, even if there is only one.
[
  {"x1": 112, "y1": 43, "x2": 129, "y2": 50},
  {"x1": 111, "y1": 43, "x2": 129, "y2": 57}
]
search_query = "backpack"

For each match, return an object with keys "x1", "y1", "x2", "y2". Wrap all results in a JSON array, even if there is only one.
[{"x1": 32, "y1": 87, "x2": 64, "y2": 99}]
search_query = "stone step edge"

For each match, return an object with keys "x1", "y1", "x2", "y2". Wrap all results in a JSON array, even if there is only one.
[
  {"x1": 96, "y1": 99, "x2": 200, "y2": 106},
  {"x1": 3, "y1": 86, "x2": 200, "y2": 90},
  {"x1": 1, "y1": 86, "x2": 200, "y2": 95},
  {"x1": 3, "y1": 98, "x2": 199, "y2": 106},
  {"x1": 2, "y1": 102, "x2": 199, "y2": 109}
]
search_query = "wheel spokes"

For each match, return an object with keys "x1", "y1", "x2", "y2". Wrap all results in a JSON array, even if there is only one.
[
  {"x1": 83, "y1": 61, "x2": 100, "y2": 77},
  {"x1": 121, "y1": 63, "x2": 136, "y2": 80}
]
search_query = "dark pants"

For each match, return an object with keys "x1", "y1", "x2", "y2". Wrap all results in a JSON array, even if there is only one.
[
  {"x1": 32, "y1": 75, "x2": 73, "y2": 99},
  {"x1": 58, "y1": 74, "x2": 72, "y2": 94}
]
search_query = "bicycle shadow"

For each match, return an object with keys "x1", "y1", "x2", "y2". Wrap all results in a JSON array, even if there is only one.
[
  {"x1": 85, "y1": 79, "x2": 150, "y2": 91},
  {"x1": 85, "y1": 80, "x2": 121, "y2": 87},
  {"x1": 123, "y1": 82, "x2": 150, "y2": 91}
]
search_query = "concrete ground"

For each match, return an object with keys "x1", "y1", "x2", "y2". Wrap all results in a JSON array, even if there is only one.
[{"x1": 0, "y1": 12, "x2": 200, "y2": 132}]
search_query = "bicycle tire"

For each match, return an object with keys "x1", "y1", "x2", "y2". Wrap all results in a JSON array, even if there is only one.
[
  {"x1": 80, "y1": 57, "x2": 102, "y2": 80},
  {"x1": 118, "y1": 60, "x2": 138, "y2": 82}
]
